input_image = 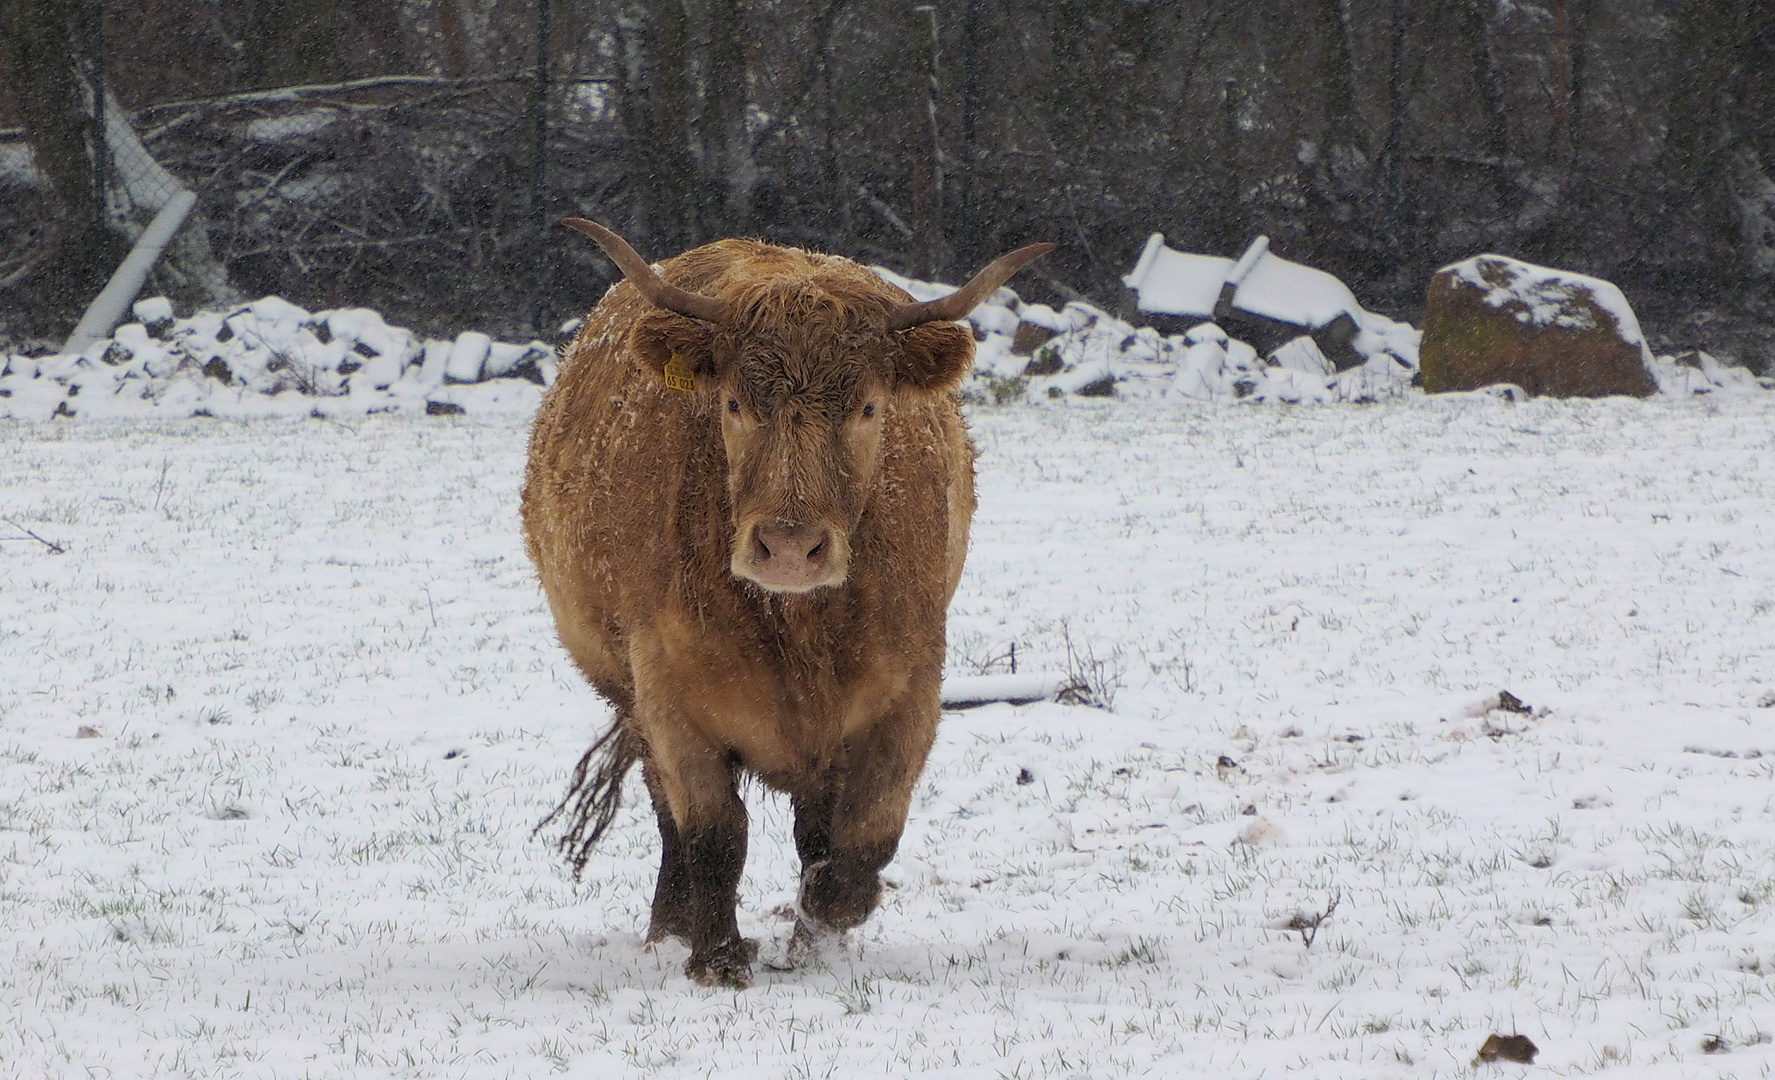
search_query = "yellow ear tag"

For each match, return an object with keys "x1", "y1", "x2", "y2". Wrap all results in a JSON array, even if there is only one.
[{"x1": 663, "y1": 354, "x2": 696, "y2": 393}]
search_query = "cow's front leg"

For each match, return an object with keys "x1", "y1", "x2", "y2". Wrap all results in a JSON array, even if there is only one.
[
  {"x1": 780, "y1": 787, "x2": 837, "y2": 965},
  {"x1": 797, "y1": 699, "x2": 938, "y2": 934},
  {"x1": 646, "y1": 732, "x2": 755, "y2": 987}
]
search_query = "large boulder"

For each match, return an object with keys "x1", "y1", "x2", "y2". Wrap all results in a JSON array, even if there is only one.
[{"x1": 1420, "y1": 255, "x2": 1657, "y2": 398}]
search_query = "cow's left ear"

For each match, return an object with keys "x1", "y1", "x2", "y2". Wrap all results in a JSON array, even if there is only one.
[
  {"x1": 893, "y1": 321, "x2": 975, "y2": 389},
  {"x1": 629, "y1": 310, "x2": 717, "y2": 380}
]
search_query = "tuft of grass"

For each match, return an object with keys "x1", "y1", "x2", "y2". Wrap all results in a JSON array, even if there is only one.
[
  {"x1": 1104, "y1": 936, "x2": 1166, "y2": 968},
  {"x1": 1055, "y1": 622, "x2": 1123, "y2": 710}
]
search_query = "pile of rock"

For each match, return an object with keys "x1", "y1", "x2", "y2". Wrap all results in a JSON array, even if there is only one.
[
  {"x1": 878, "y1": 264, "x2": 1424, "y2": 406},
  {"x1": 0, "y1": 296, "x2": 555, "y2": 420},
  {"x1": 4, "y1": 252, "x2": 1765, "y2": 423}
]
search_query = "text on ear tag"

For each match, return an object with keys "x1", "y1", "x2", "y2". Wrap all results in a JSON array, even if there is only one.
[{"x1": 663, "y1": 354, "x2": 695, "y2": 393}]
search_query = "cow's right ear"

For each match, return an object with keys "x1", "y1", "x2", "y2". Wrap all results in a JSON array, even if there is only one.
[{"x1": 628, "y1": 311, "x2": 716, "y2": 382}]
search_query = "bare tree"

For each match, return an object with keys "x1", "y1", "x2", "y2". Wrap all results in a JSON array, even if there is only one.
[
  {"x1": 0, "y1": 0, "x2": 120, "y2": 320},
  {"x1": 1663, "y1": 0, "x2": 1775, "y2": 285},
  {"x1": 3, "y1": 0, "x2": 1770, "y2": 360}
]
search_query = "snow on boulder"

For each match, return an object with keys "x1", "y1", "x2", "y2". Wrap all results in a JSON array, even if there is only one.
[
  {"x1": 354, "y1": 352, "x2": 404, "y2": 391},
  {"x1": 482, "y1": 340, "x2": 554, "y2": 384},
  {"x1": 1015, "y1": 302, "x2": 1069, "y2": 333},
  {"x1": 322, "y1": 308, "x2": 421, "y2": 373},
  {"x1": 969, "y1": 333, "x2": 1021, "y2": 381},
  {"x1": 0, "y1": 295, "x2": 549, "y2": 421},
  {"x1": 1253, "y1": 366, "x2": 1334, "y2": 404},
  {"x1": 417, "y1": 339, "x2": 453, "y2": 390},
  {"x1": 1336, "y1": 349, "x2": 1421, "y2": 404},
  {"x1": 1650, "y1": 349, "x2": 1775, "y2": 397},
  {"x1": 1421, "y1": 255, "x2": 1657, "y2": 398},
  {"x1": 1269, "y1": 335, "x2": 1334, "y2": 378},
  {"x1": 1171, "y1": 336, "x2": 1226, "y2": 401},
  {"x1": 1172, "y1": 324, "x2": 1266, "y2": 400},
  {"x1": 967, "y1": 303, "x2": 1021, "y2": 340},
  {"x1": 1051, "y1": 359, "x2": 1116, "y2": 397},
  {"x1": 131, "y1": 296, "x2": 175, "y2": 336},
  {"x1": 445, "y1": 332, "x2": 492, "y2": 384}
]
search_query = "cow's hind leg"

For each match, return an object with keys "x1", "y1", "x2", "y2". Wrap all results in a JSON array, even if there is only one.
[
  {"x1": 642, "y1": 762, "x2": 695, "y2": 945},
  {"x1": 646, "y1": 735, "x2": 755, "y2": 987},
  {"x1": 797, "y1": 702, "x2": 938, "y2": 934}
]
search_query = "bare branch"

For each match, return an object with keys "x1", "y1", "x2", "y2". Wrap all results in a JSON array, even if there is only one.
[
  {"x1": 132, "y1": 73, "x2": 616, "y2": 116},
  {"x1": 2, "y1": 518, "x2": 67, "y2": 555},
  {"x1": 1284, "y1": 895, "x2": 1341, "y2": 949}
]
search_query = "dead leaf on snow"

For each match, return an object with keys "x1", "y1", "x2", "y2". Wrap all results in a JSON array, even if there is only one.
[
  {"x1": 1496, "y1": 690, "x2": 1532, "y2": 714},
  {"x1": 1475, "y1": 1033, "x2": 1538, "y2": 1064}
]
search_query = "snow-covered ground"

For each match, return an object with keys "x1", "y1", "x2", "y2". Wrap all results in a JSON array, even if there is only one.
[{"x1": 5, "y1": 393, "x2": 1775, "y2": 1078}]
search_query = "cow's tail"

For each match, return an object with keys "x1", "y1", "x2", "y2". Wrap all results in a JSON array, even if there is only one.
[{"x1": 533, "y1": 715, "x2": 642, "y2": 879}]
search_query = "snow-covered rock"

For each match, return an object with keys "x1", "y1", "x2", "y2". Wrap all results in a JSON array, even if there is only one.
[
  {"x1": 131, "y1": 296, "x2": 174, "y2": 333},
  {"x1": 1270, "y1": 336, "x2": 1334, "y2": 378},
  {"x1": 876, "y1": 262, "x2": 1421, "y2": 405},
  {"x1": 1421, "y1": 254, "x2": 1658, "y2": 398},
  {"x1": 0, "y1": 297, "x2": 547, "y2": 420},
  {"x1": 444, "y1": 331, "x2": 492, "y2": 384},
  {"x1": 1651, "y1": 349, "x2": 1775, "y2": 396},
  {"x1": 2, "y1": 264, "x2": 1765, "y2": 423}
]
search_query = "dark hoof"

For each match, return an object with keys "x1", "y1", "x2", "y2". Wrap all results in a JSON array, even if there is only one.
[
  {"x1": 685, "y1": 936, "x2": 757, "y2": 988},
  {"x1": 788, "y1": 916, "x2": 832, "y2": 966},
  {"x1": 764, "y1": 916, "x2": 835, "y2": 972},
  {"x1": 799, "y1": 858, "x2": 882, "y2": 931}
]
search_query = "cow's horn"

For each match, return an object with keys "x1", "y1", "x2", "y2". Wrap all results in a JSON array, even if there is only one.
[
  {"x1": 884, "y1": 242, "x2": 1057, "y2": 331},
  {"x1": 562, "y1": 217, "x2": 726, "y2": 324}
]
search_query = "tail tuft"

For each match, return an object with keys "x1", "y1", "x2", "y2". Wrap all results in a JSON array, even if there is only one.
[{"x1": 533, "y1": 718, "x2": 642, "y2": 878}]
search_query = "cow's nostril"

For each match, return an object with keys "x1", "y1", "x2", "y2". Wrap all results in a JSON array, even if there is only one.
[
  {"x1": 739, "y1": 521, "x2": 844, "y2": 590},
  {"x1": 755, "y1": 522, "x2": 830, "y2": 567}
]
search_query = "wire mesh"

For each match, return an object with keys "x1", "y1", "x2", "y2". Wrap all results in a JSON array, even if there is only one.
[{"x1": 97, "y1": 89, "x2": 189, "y2": 227}]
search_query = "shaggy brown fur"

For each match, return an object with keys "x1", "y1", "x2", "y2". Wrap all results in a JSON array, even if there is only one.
[{"x1": 523, "y1": 230, "x2": 1046, "y2": 987}]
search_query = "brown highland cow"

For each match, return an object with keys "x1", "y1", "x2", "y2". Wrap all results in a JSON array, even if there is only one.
[{"x1": 521, "y1": 219, "x2": 1050, "y2": 987}]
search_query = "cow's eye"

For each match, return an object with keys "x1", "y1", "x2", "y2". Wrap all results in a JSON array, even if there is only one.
[
  {"x1": 726, "y1": 398, "x2": 740, "y2": 414},
  {"x1": 862, "y1": 402, "x2": 877, "y2": 419}
]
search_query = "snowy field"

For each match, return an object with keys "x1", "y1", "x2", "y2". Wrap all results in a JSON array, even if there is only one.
[{"x1": 4, "y1": 393, "x2": 1775, "y2": 1079}]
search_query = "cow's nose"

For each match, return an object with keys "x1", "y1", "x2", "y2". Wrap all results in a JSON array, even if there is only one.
[
  {"x1": 736, "y1": 520, "x2": 847, "y2": 592},
  {"x1": 754, "y1": 521, "x2": 830, "y2": 570}
]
